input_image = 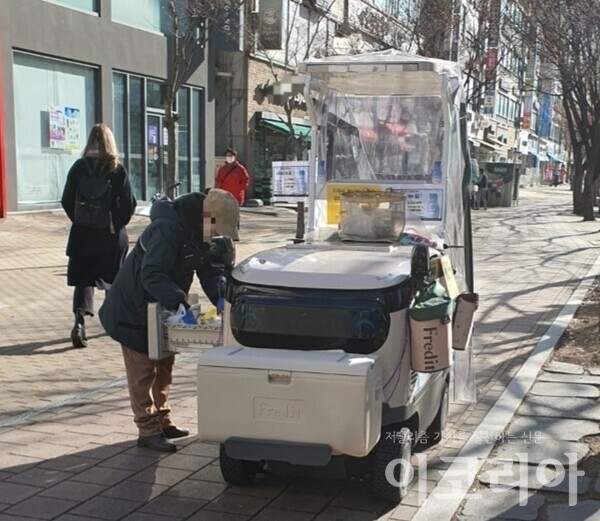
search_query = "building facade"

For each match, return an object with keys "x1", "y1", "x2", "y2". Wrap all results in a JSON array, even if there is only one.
[
  {"x1": 0, "y1": 0, "x2": 215, "y2": 215},
  {"x1": 460, "y1": 0, "x2": 567, "y2": 194},
  {"x1": 211, "y1": 0, "x2": 570, "y2": 205},
  {"x1": 214, "y1": 0, "x2": 411, "y2": 202}
]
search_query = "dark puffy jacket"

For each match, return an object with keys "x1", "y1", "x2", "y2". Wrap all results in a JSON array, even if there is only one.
[{"x1": 99, "y1": 193, "x2": 223, "y2": 353}]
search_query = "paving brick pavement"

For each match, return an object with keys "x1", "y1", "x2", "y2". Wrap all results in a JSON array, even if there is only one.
[
  {"x1": 0, "y1": 207, "x2": 297, "y2": 424},
  {"x1": 0, "y1": 185, "x2": 598, "y2": 521}
]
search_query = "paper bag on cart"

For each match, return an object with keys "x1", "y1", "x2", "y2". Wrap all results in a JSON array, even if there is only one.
[
  {"x1": 409, "y1": 284, "x2": 453, "y2": 372},
  {"x1": 452, "y1": 292, "x2": 479, "y2": 351}
]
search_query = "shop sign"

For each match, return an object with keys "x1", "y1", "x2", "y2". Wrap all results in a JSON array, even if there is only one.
[
  {"x1": 486, "y1": 48, "x2": 498, "y2": 71},
  {"x1": 539, "y1": 94, "x2": 552, "y2": 138},
  {"x1": 259, "y1": 0, "x2": 283, "y2": 50},
  {"x1": 483, "y1": 92, "x2": 495, "y2": 114},
  {"x1": 522, "y1": 95, "x2": 533, "y2": 129},
  {"x1": 215, "y1": 2, "x2": 241, "y2": 51}
]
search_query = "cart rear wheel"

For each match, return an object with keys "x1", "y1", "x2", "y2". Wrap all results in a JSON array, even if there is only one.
[
  {"x1": 423, "y1": 381, "x2": 449, "y2": 448},
  {"x1": 219, "y1": 444, "x2": 259, "y2": 486},
  {"x1": 371, "y1": 426, "x2": 413, "y2": 503}
]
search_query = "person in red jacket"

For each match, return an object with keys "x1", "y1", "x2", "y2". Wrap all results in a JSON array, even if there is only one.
[{"x1": 215, "y1": 148, "x2": 250, "y2": 205}]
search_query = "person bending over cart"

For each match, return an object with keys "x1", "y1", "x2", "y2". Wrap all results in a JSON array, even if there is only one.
[{"x1": 99, "y1": 190, "x2": 238, "y2": 452}]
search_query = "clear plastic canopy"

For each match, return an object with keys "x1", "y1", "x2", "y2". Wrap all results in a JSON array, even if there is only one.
[{"x1": 298, "y1": 50, "x2": 466, "y2": 266}]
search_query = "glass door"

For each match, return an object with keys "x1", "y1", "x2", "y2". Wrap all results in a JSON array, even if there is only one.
[{"x1": 146, "y1": 114, "x2": 168, "y2": 197}]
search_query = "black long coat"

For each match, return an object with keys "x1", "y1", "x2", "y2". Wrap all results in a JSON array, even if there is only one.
[
  {"x1": 61, "y1": 157, "x2": 136, "y2": 287},
  {"x1": 99, "y1": 193, "x2": 224, "y2": 354}
]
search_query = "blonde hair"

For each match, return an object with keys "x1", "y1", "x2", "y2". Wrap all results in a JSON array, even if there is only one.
[{"x1": 82, "y1": 123, "x2": 120, "y2": 172}]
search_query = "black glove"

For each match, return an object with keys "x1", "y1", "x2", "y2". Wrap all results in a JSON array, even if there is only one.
[{"x1": 209, "y1": 236, "x2": 236, "y2": 271}]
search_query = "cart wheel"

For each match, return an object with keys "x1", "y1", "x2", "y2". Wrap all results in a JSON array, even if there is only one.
[
  {"x1": 219, "y1": 444, "x2": 259, "y2": 486},
  {"x1": 371, "y1": 426, "x2": 413, "y2": 503},
  {"x1": 423, "y1": 381, "x2": 449, "y2": 448}
]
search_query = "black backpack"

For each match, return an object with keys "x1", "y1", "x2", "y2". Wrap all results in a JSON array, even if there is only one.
[{"x1": 73, "y1": 159, "x2": 112, "y2": 230}]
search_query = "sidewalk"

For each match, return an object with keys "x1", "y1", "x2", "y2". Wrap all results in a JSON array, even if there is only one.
[{"x1": 0, "y1": 185, "x2": 598, "y2": 521}]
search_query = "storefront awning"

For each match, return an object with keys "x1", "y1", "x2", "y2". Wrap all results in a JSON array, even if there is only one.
[
  {"x1": 485, "y1": 137, "x2": 509, "y2": 150},
  {"x1": 470, "y1": 137, "x2": 507, "y2": 152},
  {"x1": 260, "y1": 118, "x2": 312, "y2": 140},
  {"x1": 547, "y1": 152, "x2": 561, "y2": 162},
  {"x1": 480, "y1": 139, "x2": 506, "y2": 152}
]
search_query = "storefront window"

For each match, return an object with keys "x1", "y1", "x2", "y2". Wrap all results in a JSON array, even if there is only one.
[
  {"x1": 43, "y1": 0, "x2": 97, "y2": 12},
  {"x1": 13, "y1": 52, "x2": 96, "y2": 206},
  {"x1": 146, "y1": 80, "x2": 163, "y2": 110},
  {"x1": 178, "y1": 88, "x2": 191, "y2": 192},
  {"x1": 129, "y1": 77, "x2": 145, "y2": 199},
  {"x1": 113, "y1": 72, "x2": 204, "y2": 200},
  {"x1": 113, "y1": 73, "x2": 127, "y2": 160},
  {"x1": 191, "y1": 89, "x2": 204, "y2": 192},
  {"x1": 112, "y1": 0, "x2": 165, "y2": 33}
]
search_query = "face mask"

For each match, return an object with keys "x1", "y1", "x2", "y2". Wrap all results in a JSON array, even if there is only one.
[{"x1": 225, "y1": 156, "x2": 235, "y2": 164}]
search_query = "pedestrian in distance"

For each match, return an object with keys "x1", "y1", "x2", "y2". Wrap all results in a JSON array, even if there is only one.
[
  {"x1": 558, "y1": 165, "x2": 567, "y2": 185},
  {"x1": 216, "y1": 148, "x2": 250, "y2": 205},
  {"x1": 99, "y1": 191, "x2": 238, "y2": 452},
  {"x1": 477, "y1": 168, "x2": 488, "y2": 210},
  {"x1": 551, "y1": 167, "x2": 559, "y2": 187},
  {"x1": 61, "y1": 123, "x2": 136, "y2": 348},
  {"x1": 469, "y1": 153, "x2": 480, "y2": 209}
]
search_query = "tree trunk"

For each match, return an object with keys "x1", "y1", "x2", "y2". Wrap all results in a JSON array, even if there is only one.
[
  {"x1": 572, "y1": 169, "x2": 584, "y2": 215},
  {"x1": 571, "y1": 140, "x2": 586, "y2": 215},
  {"x1": 581, "y1": 172, "x2": 595, "y2": 221}
]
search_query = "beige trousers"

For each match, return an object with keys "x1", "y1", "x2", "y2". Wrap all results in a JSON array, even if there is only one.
[{"x1": 121, "y1": 345, "x2": 176, "y2": 437}]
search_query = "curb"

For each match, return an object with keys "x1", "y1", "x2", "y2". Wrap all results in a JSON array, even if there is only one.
[
  {"x1": 241, "y1": 205, "x2": 298, "y2": 217},
  {"x1": 406, "y1": 253, "x2": 600, "y2": 521}
]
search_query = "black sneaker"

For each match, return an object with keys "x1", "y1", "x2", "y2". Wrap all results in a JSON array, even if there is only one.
[
  {"x1": 137, "y1": 434, "x2": 177, "y2": 452},
  {"x1": 71, "y1": 324, "x2": 87, "y2": 348}
]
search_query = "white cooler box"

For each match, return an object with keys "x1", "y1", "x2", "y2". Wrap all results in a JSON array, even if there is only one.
[{"x1": 197, "y1": 346, "x2": 383, "y2": 458}]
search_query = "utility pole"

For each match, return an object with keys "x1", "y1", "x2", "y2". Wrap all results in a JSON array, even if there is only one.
[
  {"x1": 449, "y1": 0, "x2": 462, "y2": 61},
  {"x1": 0, "y1": 46, "x2": 7, "y2": 218}
]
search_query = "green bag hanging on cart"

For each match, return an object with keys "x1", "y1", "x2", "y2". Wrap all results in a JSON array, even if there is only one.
[{"x1": 409, "y1": 282, "x2": 454, "y2": 372}]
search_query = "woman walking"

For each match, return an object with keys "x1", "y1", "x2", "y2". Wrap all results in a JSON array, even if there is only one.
[{"x1": 61, "y1": 123, "x2": 136, "y2": 347}]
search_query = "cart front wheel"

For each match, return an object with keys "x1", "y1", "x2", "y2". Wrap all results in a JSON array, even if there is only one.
[
  {"x1": 219, "y1": 444, "x2": 259, "y2": 486},
  {"x1": 371, "y1": 426, "x2": 413, "y2": 503}
]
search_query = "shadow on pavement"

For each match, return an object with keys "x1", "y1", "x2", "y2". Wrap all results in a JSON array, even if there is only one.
[{"x1": 0, "y1": 434, "x2": 396, "y2": 520}]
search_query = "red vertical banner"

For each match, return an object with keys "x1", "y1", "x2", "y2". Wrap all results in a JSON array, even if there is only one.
[
  {"x1": 0, "y1": 48, "x2": 7, "y2": 218},
  {"x1": 485, "y1": 48, "x2": 498, "y2": 70}
]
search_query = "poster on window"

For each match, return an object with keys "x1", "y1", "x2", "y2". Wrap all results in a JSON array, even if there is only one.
[
  {"x1": 49, "y1": 105, "x2": 81, "y2": 150},
  {"x1": 64, "y1": 107, "x2": 81, "y2": 150},
  {"x1": 148, "y1": 124, "x2": 159, "y2": 161},
  {"x1": 272, "y1": 161, "x2": 309, "y2": 204},
  {"x1": 49, "y1": 105, "x2": 66, "y2": 149}
]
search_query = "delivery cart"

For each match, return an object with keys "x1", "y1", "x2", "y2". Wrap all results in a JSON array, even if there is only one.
[{"x1": 151, "y1": 50, "x2": 477, "y2": 503}]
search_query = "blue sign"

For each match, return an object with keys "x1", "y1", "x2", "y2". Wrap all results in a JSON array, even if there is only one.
[{"x1": 539, "y1": 94, "x2": 552, "y2": 138}]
